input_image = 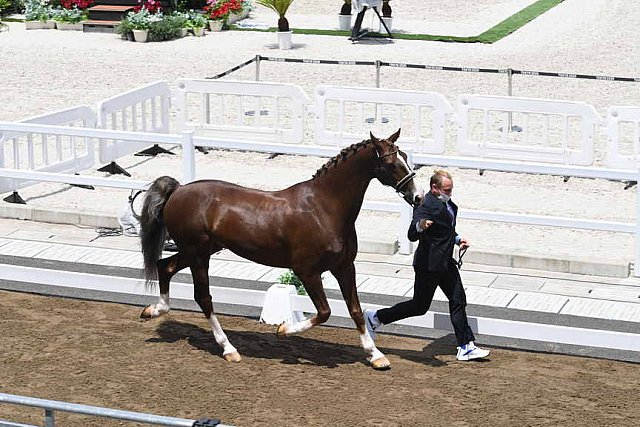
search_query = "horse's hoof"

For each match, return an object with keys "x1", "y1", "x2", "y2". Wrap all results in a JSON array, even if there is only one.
[
  {"x1": 140, "y1": 305, "x2": 155, "y2": 319},
  {"x1": 370, "y1": 356, "x2": 391, "y2": 370},
  {"x1": 223, "y1": 352, "x2": 242, "y2": 363},
  {"x1": 276, "y1": 322, "x2": 288, "y2": 338}
]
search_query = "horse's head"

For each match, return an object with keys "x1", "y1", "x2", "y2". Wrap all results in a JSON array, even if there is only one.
[{"x1": 370, "y1": 129, "x2": 424, "y2": 207}]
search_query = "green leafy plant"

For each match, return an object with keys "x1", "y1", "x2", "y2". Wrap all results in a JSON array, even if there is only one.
[
  {"x1": 149, "y1": 13, "x2": 183, "y2": 40},
  {"x1": 115, "y1": 15, "x2": 133, "y2": 38},
  {"x1": 277, "y1": 270, "x2": 307, "y2": 296},
  {"x1": 24, "y1": 0, "x2": 53, "y2": 21},
  {"x1": 185, "y1": 9, "x2": 208, "y2": 28},
  {"x1": 0, "y1": 0, "x2": 11, "y2": 16},
  {"x1": 51, "y1": 6, "x2": 87, "y2": 23},
  {"x1": 122, "y1": 7, "x2": 161, "y2": 30},
  {"x1": 256, "y1": 0, "x2": 293, "y2": 32}
]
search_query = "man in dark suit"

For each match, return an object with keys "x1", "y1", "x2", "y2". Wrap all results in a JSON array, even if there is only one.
[{"x1": 364, "y1": 169, "x2": 490, "y2": 361}]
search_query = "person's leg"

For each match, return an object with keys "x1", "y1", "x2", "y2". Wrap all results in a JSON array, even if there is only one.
[
  {"x1": 375, "y1": 268, "x2": 439, "y2": 325},
  {"x1": 439, "y1": 265, "x2": 475, "y2": 346}
]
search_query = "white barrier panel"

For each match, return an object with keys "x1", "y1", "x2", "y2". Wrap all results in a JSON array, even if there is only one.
[
  {"x1": 97, "y1": 81, "x2": 171, "y2": 164},
  {"x1": 604, "y1": 106, "x2": 640, "y2": 169},
  {"x1": 174, "y1": 79, "x2": 310, "y2": 144},
  {"x1": 456, "y1": 94, "x2": 601, "y2": 165},
  {"x1": 0, "y1": 105, "x2": 96, "y2": 194},
  {"x1": 314, "y1": 85, "x2": 453, "y2": 153}
]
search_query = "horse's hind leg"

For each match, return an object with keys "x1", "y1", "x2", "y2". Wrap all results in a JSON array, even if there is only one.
[
  {"x1": 332, "y1": 263, "x2": 390, "y2": 370},
  {"x1": 191, "y1": 249, "x2": 242, "y2": 363},
  {"x1": 141, "y1": 253, "x2": 187, "y2": 319},
  {"x1": 277, "y1": 273, "x2": 328, "y2": 336}
]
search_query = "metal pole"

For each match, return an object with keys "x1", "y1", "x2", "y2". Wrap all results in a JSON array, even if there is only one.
[
  {"x1": 255, "y1": 54, "x2": 261, "y2": 81},
  {"x1": 44, "y1": 409, "x2": 54, "y2": 427},
  {"x1": 375, "y1": 60, "x2": 381, "y2": 88},
  {"x1": 507, "y1": 68, "x2": 513, "y2": 131}
]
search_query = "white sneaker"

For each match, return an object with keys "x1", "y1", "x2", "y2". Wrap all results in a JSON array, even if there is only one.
[
  {"x1": 363, "y1": 309, "x2": 379, "y2": 340},
  {"x1": 456, "y1": 341, "x2": 490, "y2": 361}
]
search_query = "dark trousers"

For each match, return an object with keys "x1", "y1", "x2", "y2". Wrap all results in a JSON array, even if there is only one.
[{"x1": 376, "y1": 263, "x2": 475, "y2": 346}]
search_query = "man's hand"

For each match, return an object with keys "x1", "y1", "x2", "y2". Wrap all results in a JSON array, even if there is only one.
[
  {"x1": 418, "y1": 219, "x2": 433, "y2": 230},
  {"x1": 459, "y1": 238, "x2": 470, "y2": 250}
]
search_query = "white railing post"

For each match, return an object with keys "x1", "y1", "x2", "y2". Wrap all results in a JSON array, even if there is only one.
[{"x1": 181, "y1": 131, "x2": 196, "y2": 184}]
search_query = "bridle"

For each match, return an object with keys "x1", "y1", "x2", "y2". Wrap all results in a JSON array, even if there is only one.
[{"x1": 376, "y1": 147, "x2": 416, "y2": 193}]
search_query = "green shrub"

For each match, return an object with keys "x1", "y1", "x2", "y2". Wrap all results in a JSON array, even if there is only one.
[
  {"x1": 0, "y1": 0, "x2": 12, "y2": 17},
  {"x1": 149, "y1": 14, "x2": 183, "y2": 41},
  {"x1": 277, "y1": 270, "x2": 307, "y2": 296}
]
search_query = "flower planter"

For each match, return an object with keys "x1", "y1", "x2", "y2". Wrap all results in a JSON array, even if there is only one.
[
  {"x1": 227, "y1": 12, "x2": 242, "y2": 25},
  {"x1": 25, "y1": 20, "x2": 55, "y2": 30},
  {"x1": 338, "y1": 14, "x2": 351, "y2": 31},
  {"x1": 179, "y1": 28, "x2": 188, "y2": 38},
  {"x1": 277, "y1": 31, "x2": 292, "y2": 50},
  {"x1": 379, "y1": 16, "x2": 393, "y2": 33},
  {"x1": 132, "y1": 29, "x2": 149, "y2": 43},
  {"x1": 208, "y1": 20, "x2": 223, "y2": 32},
  {"x1": 192, "y1": 26, "x2": 205, "y2": 37},
  {"x1": 55, "y1": 22, "x2": 83, "y2": 31}
]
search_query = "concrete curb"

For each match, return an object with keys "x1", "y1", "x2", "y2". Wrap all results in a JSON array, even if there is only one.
[{"x1": 0, "y1": 204, "x2": 631, "y2": 278}]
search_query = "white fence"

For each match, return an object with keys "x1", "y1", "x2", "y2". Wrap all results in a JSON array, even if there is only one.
[
  {"x1": 0, "y1": 106, "x2": 96, "y2": 194},
  {"x1": 0, "y1": 79, "x2": 639, "y2": 273},
  {"x1": 97, "y1": 80, "x2": 172, "y2": 165}
]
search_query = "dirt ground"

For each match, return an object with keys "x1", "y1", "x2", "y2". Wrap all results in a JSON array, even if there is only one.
[{"x1": 1, "y1": 290, "x2": 638, "y2": 427}]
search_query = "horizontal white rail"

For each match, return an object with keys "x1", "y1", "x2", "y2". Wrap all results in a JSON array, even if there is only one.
[{"x1": 460, "y1": 209, "x2": 636, "y2": 233}]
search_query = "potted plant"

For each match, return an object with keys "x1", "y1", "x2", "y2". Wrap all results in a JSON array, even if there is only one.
[
  {"x1": 186, "y1": 9, "x2": 208, "y2": 36},
  {"x1": 52, "y1": 5, "x2": 87, "y2": 31},
  {"x1": 203, "y1": 0, "x2": 228, "y2": 31},
  {"x1": 124, "y1": 8, "x2": 153, "y2": 42},
  {"x1": 256, "y1": 0, "x2": 294, "y2": 50},
  {"x1": 24, "y1": 0, "x2": 55, "y2": 29},
  {"x1": 338, "y1": 0, "x2": 351, "y2": 31},
  {"x1": 277, "y1": 269, "x2": 307, "y2": 296},
  {"x1": 0, "y1": 0, "x2": 10, "y2": 31},
  {"x1": 259, "y1": 269, "x2": 306, "y2": 325},
  {"x1": 171, "y1": 10, "x2": 189, "y2": 37},
  {"x1": 380, "y1": 0, "x2": 392, "y2": 32}
]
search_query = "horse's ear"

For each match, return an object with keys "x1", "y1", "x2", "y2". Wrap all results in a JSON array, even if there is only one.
[
  {"x1": 369, "y1": 131, "x2": 378, "y2": 142},
  {"x1": 389, "y1": 128, "x2": 401, "y2": 143}
]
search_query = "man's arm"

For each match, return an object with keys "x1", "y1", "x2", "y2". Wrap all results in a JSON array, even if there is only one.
[{"x1": 407, "y1": 204, "x2": 433, "y2": 242}]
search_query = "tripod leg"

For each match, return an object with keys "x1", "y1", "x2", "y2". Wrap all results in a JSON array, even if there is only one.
[
  {"x1": 373, "y1": 7, "x2": 392, "y2": 38},
  {"x1": 350, "y1": 7, "x2": 368, "y2": 40}
]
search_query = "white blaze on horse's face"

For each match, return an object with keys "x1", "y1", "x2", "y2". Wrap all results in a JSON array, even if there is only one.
[
  {"x1": 374, "y1": 143, "x2": 424, "y2": 207},
  {"x1": 396, "y1": 150, "x2": 424, "y2": 207}
]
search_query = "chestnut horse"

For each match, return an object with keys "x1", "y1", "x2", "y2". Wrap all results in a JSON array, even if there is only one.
[{"x1": 139, "y1": 129, "x2": 423, "y2": 370}]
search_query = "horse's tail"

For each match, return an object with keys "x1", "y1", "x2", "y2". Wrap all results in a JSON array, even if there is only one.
[{"x1": 140, "y1": 176, "x2": 180, "y2": 286}]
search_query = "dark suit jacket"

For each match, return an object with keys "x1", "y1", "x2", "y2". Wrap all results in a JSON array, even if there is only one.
[{"x1": 408, "y1": 191, "x2": 459, "y2": 272}]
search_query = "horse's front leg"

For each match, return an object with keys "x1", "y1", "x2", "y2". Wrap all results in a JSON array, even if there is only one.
[
  {"x1": 276, "y1": 273, "x2": 327, "y2": 336},
  {"x1": 141, "y1": 253, "x2": 186, "y2": 318},
  {"x1": 190, "y1": 254, "x2": 242, "y2": 363},
  {"x1": 331, "y1": 263, "x2": 390, "y2": 370}
]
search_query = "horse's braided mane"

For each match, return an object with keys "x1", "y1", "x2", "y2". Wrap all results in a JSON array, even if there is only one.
[{"x1": 312, "y1": 138, "x2": 392, "y2": 179}]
